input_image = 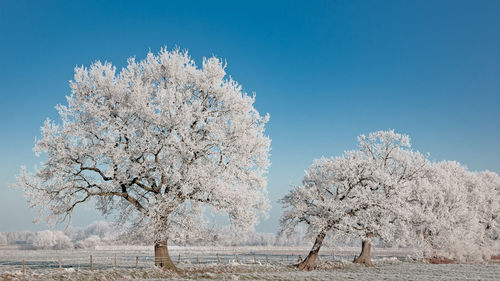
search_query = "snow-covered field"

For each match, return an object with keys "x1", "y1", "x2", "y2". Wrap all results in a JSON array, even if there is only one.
[{"x1": 1, "y1": 246, "x2": 499, "y2": 280}]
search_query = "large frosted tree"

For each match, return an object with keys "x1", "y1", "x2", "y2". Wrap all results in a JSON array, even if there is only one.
[{"x1": 15, "y1": 48, "x2": 271, "y2": 271}]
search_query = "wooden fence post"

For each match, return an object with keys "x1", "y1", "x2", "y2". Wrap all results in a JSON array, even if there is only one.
[
  {"x1": 90, "y1": 255, "x2": 93, "y2": 271},
  {"x1": 254, "y1": 256, "x2": 256, "y2": 264},
  {"x1": 136, "y1": 256, "x2": 138, "y2": 269},
  {"x1": 177, "y1": 254, "x2": 181, "y2": 264},
  {"x1": 59, "y1": 259, "x2": 62, "y2": 271},
  {"x1": 114, "y1": 253, "x2": 117, "y2": 268},
  {"x1": 196, "y1": 256, "x2": 199, "y2": 264},
  {"x1": 216, "y1": 253, "x2": 221, "y2": 264},
  {"x1": 22, "y1": 259, "x2": 25, "y2": 275}
]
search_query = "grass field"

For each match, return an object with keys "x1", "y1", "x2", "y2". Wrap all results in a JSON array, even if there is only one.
[{"x1": 1, "y1": 246, "x2": 499, "y2": 280}]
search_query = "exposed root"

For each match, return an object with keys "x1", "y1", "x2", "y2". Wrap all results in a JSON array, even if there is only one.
[{"x1": 353, "y1": 256, "x2": 374, "y2": 267}]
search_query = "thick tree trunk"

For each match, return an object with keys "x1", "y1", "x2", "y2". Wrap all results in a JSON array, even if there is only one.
[
  {"x1": 297, "y1": 230, "x2": 327, "y2": 271},
  {"x1": 353, "y1": 240, "x2": 373, "y2": 266},
  {"x1": 154, "y1": 241, "x2": 179, "y2": 272}
]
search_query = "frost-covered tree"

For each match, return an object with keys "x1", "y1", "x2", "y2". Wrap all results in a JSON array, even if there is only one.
[
  {"x1": 345, "y1": 131, "x2": 430, "y2": 266},
  {"x1": 280, "y1": 130, "x2": 429, "y2": 270},
  {"x1": 15, "y1": 48, "x2": 271, "y2": 271},
  {"x1": 409, "y1": 161, "x2": 500, "y2": 262},
  {"x1": 280, "y1": 158, "x2": 346, "y2": 270}
]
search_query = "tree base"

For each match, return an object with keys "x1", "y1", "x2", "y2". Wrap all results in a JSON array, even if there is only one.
[
  {"x1": 353, "y1": 240, "x2": 373, "y2": 267},
  {"x1": 296, "y1": 253, "x2": 318, "y2": 271},
  {"x1": 296, "y1": 229, "x2": 330, "y2": 271},
  {"x1": 155, "y1": 241, "x2": 182, "y2": 273}
]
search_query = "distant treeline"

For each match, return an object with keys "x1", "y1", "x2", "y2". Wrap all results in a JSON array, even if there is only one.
[{"x1": 0, "y1": 221, "x2": 321, "y2": 250}]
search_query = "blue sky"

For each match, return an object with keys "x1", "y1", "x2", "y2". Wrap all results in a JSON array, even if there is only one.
[{"x1": 1, "y1": 0, "x2": 499, "y2": 233}]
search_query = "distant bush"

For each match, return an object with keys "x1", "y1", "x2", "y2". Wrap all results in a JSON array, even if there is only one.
[
  {"x1": 74, "y1": 235, "x2": 102, "y2": 249},
  {"x1": 28, "y1": 230, "x2": 73, "y2": 250}
]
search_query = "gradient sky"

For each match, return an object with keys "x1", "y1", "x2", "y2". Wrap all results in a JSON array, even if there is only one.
[{"x1": 1, "y1": 0, "x2": 499, "y2": 233}]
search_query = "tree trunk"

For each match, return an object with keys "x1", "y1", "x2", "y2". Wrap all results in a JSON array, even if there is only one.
[
  {"x1": 154, "y1": 241, "x2": 179, "y2": 272},
  {"x1": 353, "y1": 240, "x2": 373, "y2": 266},
  {"x1": 297, "y1": 230, "x2": 327, "y2": 271}
]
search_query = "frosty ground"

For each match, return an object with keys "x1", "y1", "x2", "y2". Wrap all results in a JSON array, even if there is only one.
[{"x1": 1, "y1": 246, "x2": 499, "y2": 280}]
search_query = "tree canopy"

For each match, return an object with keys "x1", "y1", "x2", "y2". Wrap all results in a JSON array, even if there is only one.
[{"x1": 16, "y1": 48, "x2": 271, "y2": 247}]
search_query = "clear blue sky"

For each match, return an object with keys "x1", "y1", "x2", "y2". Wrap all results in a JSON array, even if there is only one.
[{"x1": 1, "y1": 0, "x2": 499, "y2": 233}]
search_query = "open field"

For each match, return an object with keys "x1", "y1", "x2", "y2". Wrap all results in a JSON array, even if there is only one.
[{"x1": 1, "y1": 246, "x2": 499, "y2": 280}]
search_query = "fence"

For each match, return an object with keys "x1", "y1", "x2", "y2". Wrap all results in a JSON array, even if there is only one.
[
  {"x1": 0, "y1": 246, "x2": 412, "y2": 274},
  {"x1": 1, "y1": 252, "x2": 347, "y2": 274}
]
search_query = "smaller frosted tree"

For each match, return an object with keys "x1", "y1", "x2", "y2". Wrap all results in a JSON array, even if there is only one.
[
  {"x1": 346, "y1": 131, "x2": 430, "y2": 266},
  {"x1": 280, "y1": 156, "x2": 356, "y2": 270},
  {"x1": 280, "y1": 130, "x2": 430, "y2": 270}
]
